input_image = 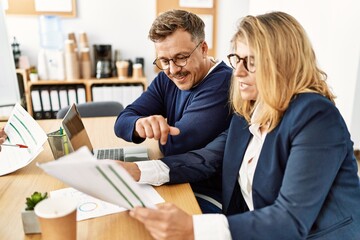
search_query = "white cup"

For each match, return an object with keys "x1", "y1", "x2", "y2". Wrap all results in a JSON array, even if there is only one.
[
  {"x1": 34, "y1": 198, "x2": 77, "y2": 240},
  {"x1": 132, "y1": 63, "x2": 143, "y2": 79},
  {"x1": 116, "y1": 60, "x2": 129, "y2": 80}
]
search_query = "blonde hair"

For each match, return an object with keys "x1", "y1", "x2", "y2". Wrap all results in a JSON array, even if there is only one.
[{"x1": 229, "y1": 11, "x2": 335, "y2": 131}]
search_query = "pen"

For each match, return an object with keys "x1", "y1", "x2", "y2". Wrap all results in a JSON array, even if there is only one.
[
  {"x1": 60, "y1": 127, "x2": 69, "y2": 155},
  {"x1": 2, "y1": 143, "x2": 29, "y2": 148}
]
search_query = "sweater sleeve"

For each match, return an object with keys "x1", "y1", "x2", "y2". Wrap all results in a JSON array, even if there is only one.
[{"x1": 114, "y1": 74, "x2": 167, "y2": 143}]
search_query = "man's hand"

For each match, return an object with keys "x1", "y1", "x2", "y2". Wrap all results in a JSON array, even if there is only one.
[
  {"x1": 130, "y1": 203, "x2": 194, "y2": 240},
  {"x1": 0, "y1": 127, "x2": 7, "y2": 152},
  {"x1": 117, "y1": 161, "x2": 141, "y2": 181},
  {"x1": 134, "y1": 115, "x2": 180, "y2": 145}
]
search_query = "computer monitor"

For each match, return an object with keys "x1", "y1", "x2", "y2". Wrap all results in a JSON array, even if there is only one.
[{"x1": 0, "y1": 3, "x2": 20, "y2": 108}]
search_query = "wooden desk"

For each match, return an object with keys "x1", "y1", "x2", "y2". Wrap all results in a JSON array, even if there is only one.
[{"x1": 0, "y1": 117, "x2": 201, "y2": 240}]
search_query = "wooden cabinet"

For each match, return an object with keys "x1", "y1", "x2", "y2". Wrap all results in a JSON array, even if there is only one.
[{"x1": 22, "y1": 76, "x2": 147, "y2": 118}]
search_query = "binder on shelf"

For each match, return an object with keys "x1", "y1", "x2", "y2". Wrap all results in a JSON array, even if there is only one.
[
  {"x1": 76, "y1": 85, "x2": 86, "y2": 104},
  {"x1": 30, "y1": 87, "x2": 43, "y2": 119},
  {"x1": 40, "y1": 87, "x2": 52, "y2": 119},
  {"x1": 112, "y1": 85, "x2": 123, "y2": 106},
  {"x1": 131, "y1": 85, "x2": 143, "y2": 102},
  {"x1": 58, "y1": 87, "x2": 69, "y2": 109},
  {"x1": 122, "y1": 85, "x2": 133, "y2": 108},
  {"x1": 67, "y1": 86, "x2": 77, "y2": 105},
  {"x1": 26, "y1": 79, "x2": 146, "y2": 119},
  {"x1": 50, "y1": 87, "x2": 60, "y2": 118},
  {"x1": 103, "y1": 85, "x2": 113, "y2": 101},
  {"x1": 91, "y1": 85, "x2": 104, "y2": 102}
]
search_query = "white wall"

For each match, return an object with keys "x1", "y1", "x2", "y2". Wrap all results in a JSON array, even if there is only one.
[
  {"x1": 216, "y1": 0, "x2": 249, "y2": 62},
  {"x1": 4, "y1": 0, "x2": 251, "y2": 82},
  {"x1": 5, "y1": 0, "x2": 157, "y2": 81},
  {"x1": 249, "y1": 0, "x2": 360, "y2": 148},
  {"x1": 4, "y1": 0, "x2": 360, "y2": 147}
]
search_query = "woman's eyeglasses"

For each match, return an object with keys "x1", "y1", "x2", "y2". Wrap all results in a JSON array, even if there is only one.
[{"x1": 227, "y1": 53, "x2": 256, "y2": 73}]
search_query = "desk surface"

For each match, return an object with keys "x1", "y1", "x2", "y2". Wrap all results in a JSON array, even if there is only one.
[{"x1": 0, "y1": 117, "x2": 201, "y2": 240}]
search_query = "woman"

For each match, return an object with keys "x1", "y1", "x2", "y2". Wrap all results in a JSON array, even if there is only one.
[{"x1": 128, "y1": 12, "x2": 360, "y2": 239}]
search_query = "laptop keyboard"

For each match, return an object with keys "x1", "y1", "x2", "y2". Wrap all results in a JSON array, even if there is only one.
[{"x1": 97, "y1": 148, "x2": 124, "y2": 161}]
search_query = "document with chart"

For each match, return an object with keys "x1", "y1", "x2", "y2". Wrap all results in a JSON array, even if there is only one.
[
  {"x1": 38, "y1": 146, "x2": 163, "y2": 209},
  {"x1": 0, "y1": 103, "x2": 48, "y2": 176}
]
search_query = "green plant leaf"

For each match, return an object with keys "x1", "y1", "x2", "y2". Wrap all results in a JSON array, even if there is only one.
[{"x1": 25, "y1": 192, "x2": 48, "y2": 211}]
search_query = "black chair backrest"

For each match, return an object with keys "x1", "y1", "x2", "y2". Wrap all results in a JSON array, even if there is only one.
[{"x1": 56, "y1": 101, "x2": 124, "y2": 119}]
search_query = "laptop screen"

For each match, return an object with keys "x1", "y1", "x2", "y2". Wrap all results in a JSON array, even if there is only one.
[{"x1": 62, "y1": 104, "x2": 94, "y2": 152}]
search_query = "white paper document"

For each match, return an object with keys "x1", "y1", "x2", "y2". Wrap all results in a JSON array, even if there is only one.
[
  {"x1": 0, "y1": 104, "x2": 48, "y2": 176},
  {"x1": 51, "y1": 186, "x2": 164, "y2": 221},
  {"x1": 38, "y1": 146, "x2": 163, "y2": 210}
]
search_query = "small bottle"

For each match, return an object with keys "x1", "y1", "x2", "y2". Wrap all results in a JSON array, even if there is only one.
[
  {"x1": 64, "y1": 40, "x2": 80, "y2": 80},
  {"x1": 113, "y1": 49, "x2": 121, "y2": 77},
  {"x1": 127, "y1": 59, "x2": 133, "y2": 77},
  {"x1": 11, "y1": 37, "x2": 21, "y2": 68}
]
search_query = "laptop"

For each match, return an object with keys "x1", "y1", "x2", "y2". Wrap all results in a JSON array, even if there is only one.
[{"x1": 61, "y1": 104, "x2": 149, "y2": 162}]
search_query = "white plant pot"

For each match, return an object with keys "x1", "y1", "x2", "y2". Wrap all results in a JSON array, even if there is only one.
[
  {"x1": 21, "y1": 210, "x2": 41, "y2": 234},
  {"x1": 29, "y1": 73, "x2": 39, "y2": 81}
]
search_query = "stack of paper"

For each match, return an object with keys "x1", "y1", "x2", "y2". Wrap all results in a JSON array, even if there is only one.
[{"x1": 0, "y1": 104, "x2": 48, "y2": 176}]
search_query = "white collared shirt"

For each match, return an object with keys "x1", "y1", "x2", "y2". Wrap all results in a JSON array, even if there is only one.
[{"x1": 238, "y1": 122, "x2": 267, "y2": 210}]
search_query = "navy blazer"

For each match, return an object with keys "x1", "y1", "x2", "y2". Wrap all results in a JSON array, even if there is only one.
[{"x1": 162, "y1": 93, "x2": 360, "y2": 239}]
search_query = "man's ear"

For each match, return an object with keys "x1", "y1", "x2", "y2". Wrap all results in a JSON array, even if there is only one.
[{"x1": 201, "y1": 41, "x2": 209, "y2": 56}]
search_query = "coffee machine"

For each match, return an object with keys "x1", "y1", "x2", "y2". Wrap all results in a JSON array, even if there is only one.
[{"x1": 93, "y1": 44, "x2": 112, "y2": 78}]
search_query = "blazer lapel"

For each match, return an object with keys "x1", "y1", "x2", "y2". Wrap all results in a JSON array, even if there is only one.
[
  {"x1": 251, "y1": 126, "x2": 287, "y2": 209},
  {"x1": 222, "y1": 116, "x2": 252, "y2": 213}
]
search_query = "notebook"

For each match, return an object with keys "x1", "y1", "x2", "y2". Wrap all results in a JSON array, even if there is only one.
[{"x1": 61, "y1": 104, "x2": 149, "y2": 162}]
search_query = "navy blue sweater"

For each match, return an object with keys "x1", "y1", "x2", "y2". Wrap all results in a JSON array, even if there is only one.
[{"x1": 114, "y1": 61, "x2": 233, "y2": 157}]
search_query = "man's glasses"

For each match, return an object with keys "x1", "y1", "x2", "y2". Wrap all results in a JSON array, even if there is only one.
[
  {"x1": 153, "y1": 41, "x2": 203, "y2": 70},
  {"x1": 227, "y1": 53, "x2": 256, "y2": 73}
]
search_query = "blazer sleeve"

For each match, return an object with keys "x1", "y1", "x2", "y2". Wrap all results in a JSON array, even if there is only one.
[
  {"x1": 114, "y1": 75, "x2": 167, "y2": 143},
  {"x1": 161, "y1": 129, "x2": 228, "y2": 183}
]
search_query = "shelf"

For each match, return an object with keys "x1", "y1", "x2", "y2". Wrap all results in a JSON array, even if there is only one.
[
  {"x1": 22, "y1": 77, "x2": 147, "y2": 118},
  {"x1": 26, "y1": 77, "x2": 147, "y2": 87}
]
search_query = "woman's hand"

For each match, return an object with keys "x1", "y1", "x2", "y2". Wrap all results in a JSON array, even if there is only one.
[{"x1": 130, "y1": 203, "x2": 194, "y2": 240}]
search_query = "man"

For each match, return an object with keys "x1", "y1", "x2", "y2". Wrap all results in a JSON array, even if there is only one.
[{"x1": 114, "y1": 10, "x2": 233, "y2": 212}]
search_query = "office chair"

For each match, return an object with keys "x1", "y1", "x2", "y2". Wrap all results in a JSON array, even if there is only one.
[{"x1": 56, "y1": 101, "x2": 124, "y2": 119}]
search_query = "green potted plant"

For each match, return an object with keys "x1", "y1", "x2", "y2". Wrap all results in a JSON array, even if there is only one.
[
  {"x1": 29, "y1": 68, "x2": 39, "y2": 81},
  {"x1": 22, "y1": 192, "x2": 48, "y2": 234}
]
